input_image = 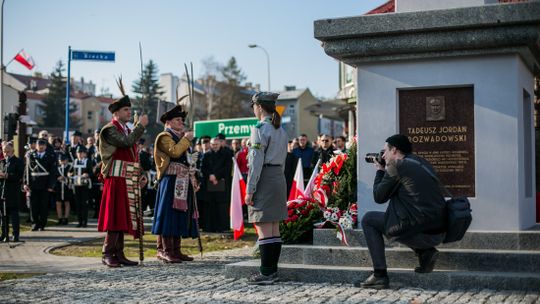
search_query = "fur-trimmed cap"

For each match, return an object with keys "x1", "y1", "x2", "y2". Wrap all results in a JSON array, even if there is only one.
[
  {"x1": 108, "y1": 76, "x2": 132, "y2": 113},
  {"x1": 160, "y1": 105, "x2": 187, "y2": 124}
]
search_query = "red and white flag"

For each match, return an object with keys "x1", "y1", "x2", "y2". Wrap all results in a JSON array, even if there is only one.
[
  {"x1": 14, "y1": 50, "x2": 35, "y2": 70},
  {"x1": 230, "y1": 158, "x2": 246, "y2": 240},
  {"x1": 288, "y1": 159, "x2": 304, "y2": 201},
  {"x1": 303, "y1": 159, "x2": 321, "y2": 198}
]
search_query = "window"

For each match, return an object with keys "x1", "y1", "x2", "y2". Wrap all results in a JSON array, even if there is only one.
[{"x1": 87, "y1": 111, "x2": 93, "y2": 120}]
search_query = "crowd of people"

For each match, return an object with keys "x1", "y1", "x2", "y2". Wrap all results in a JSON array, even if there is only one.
[{"x1": 0, "y1": 126, "x2": 351, "y2": 244}]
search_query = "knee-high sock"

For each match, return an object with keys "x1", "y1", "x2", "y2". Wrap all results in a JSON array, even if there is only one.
[
  {"x1": 271, "y1": 238, "x2": 282, "y2": 273},
  {"x1": 258, "y1": 237, "x2": 281, "y2": 275}
]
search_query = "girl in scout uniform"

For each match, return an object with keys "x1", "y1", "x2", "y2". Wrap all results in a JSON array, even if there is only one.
[{"x1": 245, "y1": 92, "x2": 288, "y2": 285}]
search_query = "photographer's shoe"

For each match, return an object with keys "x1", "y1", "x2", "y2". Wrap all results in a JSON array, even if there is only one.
[
  {"x1": 247, "y1": 272, "x2": 278, "y2": 285},
  {"x1": 415, "y1": 248, "x2": 439, "y2": 273},
  {"x1": 354, "y1": 273, "x2": 389, "y2": 289}
]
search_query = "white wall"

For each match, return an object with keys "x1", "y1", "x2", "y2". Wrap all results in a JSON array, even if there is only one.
[
  {"x1": 395, "y1": 0, "x2": 497, "y2": 13},
  {"x1": 356, "y1": 54, "x2": 536, "y2": 231}
]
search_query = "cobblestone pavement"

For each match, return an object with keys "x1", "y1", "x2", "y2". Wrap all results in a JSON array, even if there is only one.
[{"x1": 1, "y1": 247, "x2": 539, "y2": 304}]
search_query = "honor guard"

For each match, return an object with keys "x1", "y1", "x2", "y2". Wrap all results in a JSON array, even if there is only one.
[
  {"x1": 55, "y1": 154, "x2": 73, "y2": 225},
  {"x1": 0, "y1": 142, "x2": 24, "y2": 242},
  {"x1": 66, "y1": 130, "x2": 84, "y2": 165},
  {"x1": 245, "y1": 92, "x2": 288, "y2": 285},
  {"x1": 24, "y1": 139, "x2": 57, "y2": 231},
  {"x1": 98, "y1": 78, "x2": 148, "y2": 268},
  {"x1": 71, "y1": 146, "x2": 93, "y2": 227}
]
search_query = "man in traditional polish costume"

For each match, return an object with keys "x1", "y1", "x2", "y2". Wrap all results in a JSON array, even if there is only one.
[
  {"x1": 98, "y1": 79, "x2": 149, "y2": 267},
  {"x1": 152, "y1": 105, "x2": 199, "y2": 263}
]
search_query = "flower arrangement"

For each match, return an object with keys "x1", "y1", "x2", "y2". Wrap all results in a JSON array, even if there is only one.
[
  {"x1": 280, "y1": 139, "x2": 358, "y2": 245},
  {"x1": 280, "y1": 197, "x2": 323, "y2": 244}
]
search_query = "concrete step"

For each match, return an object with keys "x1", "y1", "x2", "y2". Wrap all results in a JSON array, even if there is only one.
[
  {"x1": 280, "y1": 245, "x2": 540, "y2": 273},
  {"x1": 313, "y1": 227, "x2": 540, "y2": 250},
  {"x1": 224, "y1": 259, "x2": 540, "y2": 291}
]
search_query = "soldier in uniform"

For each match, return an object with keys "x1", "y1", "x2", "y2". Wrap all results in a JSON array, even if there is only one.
[
  {"x1": 24, "y1": 139, "x2": 57, "y2": 231},
  {"x1": 152, "y1": 104, "x2": 198, "y2": 263},
  {"x1": 0, "y1": 142, "x2": 24, "y2": 242},
  {"x1": 245, "y1": 92, "x2": 288, "y2": 285},
  {"x1": 97, "y1": 79, "x2": 148, "y2": 267},
  {"x1": 66, "y1": 131, "x2": 84, "y2": 164},
  {"x1": 55, "y1": 154, "x2": 73, "y2": 225},
  {"x1": 71, "y1": 146, "x2": 93, "y2": 227}
]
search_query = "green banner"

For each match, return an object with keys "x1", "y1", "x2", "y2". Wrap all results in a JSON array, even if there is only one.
[{"x1": 194, "y1": 117, "x2": 258, "y2": 139}]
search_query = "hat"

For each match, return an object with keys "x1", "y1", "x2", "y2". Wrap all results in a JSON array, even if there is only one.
[
  {"x1": 108, "y1": 76, "x2": 131, "y2": 113},
  {"x1": 59, "y1": 153, "x2": 69, "y2": 161},
  {"x1": 72, "y1": 130, "x2": 82, "y2": 137},
  {"x1": 251, "y1": 92, "x2": 280, "y2": 105},
  {"x1": 76, "y1": 146, "x2": 88, "y2": 154},
  {"x1": 216, "y1": 133, "x2": 226, "y2": 140},
  {"x1": 95, "y1": 128, "x2": 101, "y2": 134},
  {"x1": 160, "y1": 105, "x2": 187, "y2": 124},
  {"x1": 385, "y1": 134, "x2": 412, "y2": 154},
  {"x1": 29, "y1": 136, "x2": 38, "y2": 144},
  {"x1": 37, "y1": 139, "x2": 47, "y2": 146},
  {"x1": 138, "y1": 138, "x2": 146, "y2": 145}
]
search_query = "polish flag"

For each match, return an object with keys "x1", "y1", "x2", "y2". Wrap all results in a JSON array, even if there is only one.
[
  {"x1": 288, "y1": 159, "x2": 304, "y2": 201},
  {"x1": 303, "y1": 159, "x2": 321, "y2": 198},
  {"x1": 230, "y1": 157, "x2": 246, "y2": 240},
  {"x1": 14, "y1": 50, "x2": 35, "y2": 70}
]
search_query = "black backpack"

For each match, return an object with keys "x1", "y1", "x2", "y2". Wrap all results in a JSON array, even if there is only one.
[
  {"x1": 443, "y1": 196, "x2": 472, "y2": 243},
  {"x1": 404, "y1": 158, "x2": 472, "y2": 243}
]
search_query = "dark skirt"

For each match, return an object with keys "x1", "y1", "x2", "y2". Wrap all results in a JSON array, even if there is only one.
[{"x1": 151, "y1": 175, "x2": 199, "y2": 238}]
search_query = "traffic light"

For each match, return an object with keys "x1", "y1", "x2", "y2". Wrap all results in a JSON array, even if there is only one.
[{"x1": 6, "y1": 113, "x2": 20, "y2": 141}]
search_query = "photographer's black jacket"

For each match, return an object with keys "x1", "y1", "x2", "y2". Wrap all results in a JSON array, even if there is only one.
[{"x1": 373, "y1": 154, "x2": 446, "y2": 231}]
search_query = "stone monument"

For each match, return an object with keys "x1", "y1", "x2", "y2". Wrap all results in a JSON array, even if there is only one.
[{"x1": 315, "y1": 1, "x2": 540, "y2": 231}]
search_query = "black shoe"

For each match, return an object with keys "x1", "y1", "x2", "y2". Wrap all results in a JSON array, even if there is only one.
[
  {"x1": 247, "y1": 272, "x2": 279, "y2": 285},
  {"x1": 0, "y1": 235, "x2": 6, "y2": 242},
  {"x1": 82, "y1": 222, "x2": 88, "y2": 228},
  {"x1": 12, "y1": 236, "x2": 20, "y2": 242},
  {"x1": 354, "y1": 273, "x2": 390, "y2": 289},
  {"x1": 64, "y1": 219, "x2": 69, "y2": 225},
  {"x1": 415, "y1": 248, "x2": 439, "y2": 273},
  {"x1": 76, "y1": 223, "x2": 83, "y2": 228},
  {"x1": 38, "y1": 227, "x2": 45, "y2": 231},
  {"x1": 31, "y1": 225, "x2": 39, "y2": 231}
]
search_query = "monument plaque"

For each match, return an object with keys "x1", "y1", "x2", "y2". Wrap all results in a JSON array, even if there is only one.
[{"x1": 399, "y1": 87, "x2": 475, "y2": 197}]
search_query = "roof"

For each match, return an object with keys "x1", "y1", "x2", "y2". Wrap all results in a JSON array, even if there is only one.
[
  {"x1": 365, "y1": 0, "x2": 395, "y2": 15},
  {"x1": 96, "y1": 96, "x2": 115, "y2": 104},
  {"x1": 9, "y1": 73, "x2": 52, "y2": 91},
  {"x1": 277, "y1": 89, "x2": 308, "y2": 100}
]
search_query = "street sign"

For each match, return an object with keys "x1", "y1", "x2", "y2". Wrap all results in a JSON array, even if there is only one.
[
  {"x1": 194, "y1": 117, "x2": 258, "y2": 139},
  {"x1": 71, "y1": 50, "x2": 115, "y2": 62}
]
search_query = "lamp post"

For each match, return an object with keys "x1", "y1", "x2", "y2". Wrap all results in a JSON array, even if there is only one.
[
  {"x1": 248, "y1": 44, "x2": 271, "y2": 91},
  {"x1": 0, "y1": 0, "x2": 5, "y2": 137}
]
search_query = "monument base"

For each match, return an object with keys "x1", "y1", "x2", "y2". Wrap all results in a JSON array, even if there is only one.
[{"x1": 225, "y1": 228, "x2": 540, "y2": 291}]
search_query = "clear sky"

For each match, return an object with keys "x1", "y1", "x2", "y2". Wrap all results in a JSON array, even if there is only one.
[{"x1": 3, "y1": 0, "x2": 388, "y2": 99}]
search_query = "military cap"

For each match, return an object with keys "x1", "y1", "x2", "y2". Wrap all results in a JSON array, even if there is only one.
[
  {"x1": 138, "y1": 138, "x2": 146, "y2": 145},
  {"x1": 76, "y1": 145, "x2": 88, "y2": 154},
  {"x1": 160, "y1": 105, "x2": 187, "y2": 124},
  {"x1": 29, "y1": 136, "x2": 38, "y2": 144},
  {"x1": 72, "y1": 130, "x2": 82, "y2": 137},
  {"x1": 37, "y1": 139, "x2": 47, "y2": 146},
  {"x1": 251, "y1": 92, "x2": 280, "y2": 105},
  {"x1": 216, "y1": 133, "x2": 226, "y2": 140}
]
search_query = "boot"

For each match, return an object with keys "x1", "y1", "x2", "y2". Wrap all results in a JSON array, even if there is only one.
[
  {"x1": 116, "y1": 233, "x2": 138, "y2": 266},
  {"x1": 102, "y1": 232, "x2": 121, "y2": 268},
  {"x1": 156, "y1": 235, "x2": 165, "y2": 260},
  {"x1": 161, "y1": 237, "x2": 181, "y2": 264},
  {"x1": 175, "y1": 237, "x2": 193, "y2": 261}
]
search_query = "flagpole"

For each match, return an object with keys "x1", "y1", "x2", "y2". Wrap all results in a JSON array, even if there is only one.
[{"x1": 64, "y1": 46, "x2": 71, "y2": 144}]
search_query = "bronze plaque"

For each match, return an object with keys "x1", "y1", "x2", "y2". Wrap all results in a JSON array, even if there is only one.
[{"x1": 399, "y1": 87, "x2": 475, "y2": 197}]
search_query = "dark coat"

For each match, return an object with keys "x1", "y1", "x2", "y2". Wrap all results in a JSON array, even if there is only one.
[
  {"x1": 284, "y1": 152, "x2": 299, "y2": 194},
  {"x1": 1, "y1": 156, "x2": 24, "y2": 208},
  {"x1": 373, "y1": 154, "x2": 446, "y2": 234},
  {"x1": 28, "y1": 151, "x2": 58, "y2": 191}
]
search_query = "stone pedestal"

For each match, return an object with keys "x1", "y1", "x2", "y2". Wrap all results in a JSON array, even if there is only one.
[{"x1": 314, "y1": 2, "x2": 540, "y2": 230}]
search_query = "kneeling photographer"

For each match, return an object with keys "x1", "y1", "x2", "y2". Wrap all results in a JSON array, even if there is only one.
[{"x1": 356, "y1": 134, "x2": 446, "y2": 289}]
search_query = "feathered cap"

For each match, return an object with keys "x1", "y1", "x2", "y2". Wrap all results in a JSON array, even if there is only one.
[
  {"x1": 160, "y1": 92, "x2": 188, "y2": 124},
  {"x1": 108, "y1": 76, "x2": 132, "y2": 113}
]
